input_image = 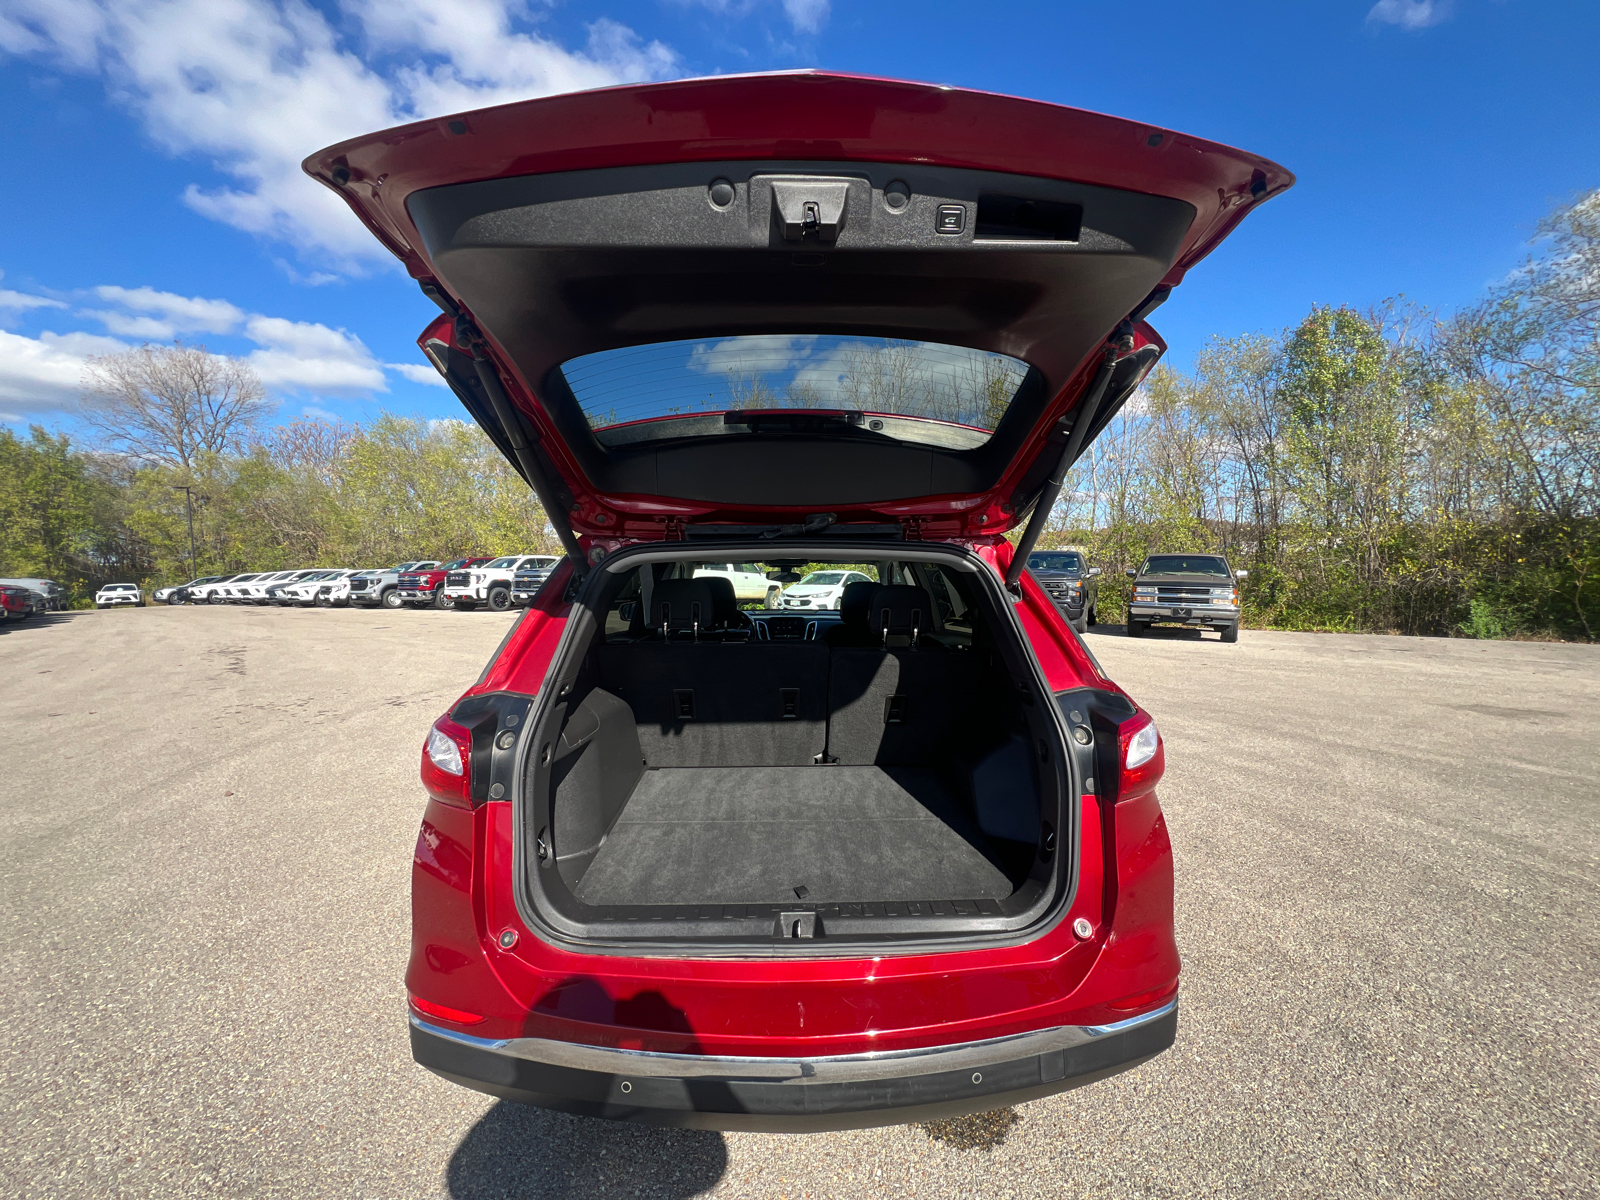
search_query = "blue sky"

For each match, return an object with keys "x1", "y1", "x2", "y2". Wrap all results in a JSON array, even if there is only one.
[{"x1": 2, "y1": 0, "x2": 1596, "y2": 435}]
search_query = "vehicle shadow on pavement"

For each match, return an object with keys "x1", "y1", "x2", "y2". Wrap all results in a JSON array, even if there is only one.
[
  {"x1": 446, "y1": 1101, "x2": 727, "y2": 1199},
  {"x1": 0, "y1": 612, "x2": 82, "y2": 634},
  {"x1": 1085, "y1": 623, "x2": 1211, "y2": 641}
]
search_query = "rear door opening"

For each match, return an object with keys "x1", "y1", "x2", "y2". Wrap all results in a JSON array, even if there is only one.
[{"x1": 516, "y1": 542, "x2": 1077, "y2": 950}]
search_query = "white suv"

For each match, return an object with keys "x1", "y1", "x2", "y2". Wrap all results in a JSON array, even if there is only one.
[
  {"x1": 95, "y1": 583, "x2": 144, "y2": 608},
  {"x1": 275, "y1": 570, "x2": 345, "y2": 606}
]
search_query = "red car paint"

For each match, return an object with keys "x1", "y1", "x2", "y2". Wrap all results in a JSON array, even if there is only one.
[{"x1": 407, "y1": 556, "x2": 1173, "y2": 1055}]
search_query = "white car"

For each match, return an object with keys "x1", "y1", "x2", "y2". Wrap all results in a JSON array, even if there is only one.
[
  {"x1": 233, "y1": 569, "x2": 311, "y2": 604},
  {"x1": 210, "y1": 573, "x2": 269, "y2": 603},
  {"x1": 273, "y1": 570, "x2": 345, "y2": 606},
  {"x1": 443, "y1": 555, "x2": 544, "y2": 612},
  {"x1": 693, "y1": 562, "x2": 779, "y2": 608},
  {"x1": 779, "y1": 569, "x2": 874, "y2": 610},
  {"x1": 95, "y1": 583, "x2": 144, "y2": 608}
]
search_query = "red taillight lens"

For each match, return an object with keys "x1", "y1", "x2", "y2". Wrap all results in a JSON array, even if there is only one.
[
  {"x1": 1116, "y1": 712, "x2": 1165, "y2": 803},
  {"x1": 420, "y1": 714, "x2": 473, "y2": 808},
  {"x1": 408, "y1": 994, "x2": 485, "y2": 1025}
]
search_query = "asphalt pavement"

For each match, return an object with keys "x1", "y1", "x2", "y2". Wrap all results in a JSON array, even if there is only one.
[{"x1": 1, "y1": 607, "x2": 1595, "y2": 1198}]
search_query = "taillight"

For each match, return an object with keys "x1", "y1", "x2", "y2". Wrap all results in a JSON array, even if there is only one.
[
  {"x1": 1116, "y1": 713, "x2": 1165, "y2": 803},
  {"x1": 408, "y1": 994, "x2": 484, "y2": 1025},
  {"x1": 420, "y1": 714, "x2": 474, "y2": 808}
]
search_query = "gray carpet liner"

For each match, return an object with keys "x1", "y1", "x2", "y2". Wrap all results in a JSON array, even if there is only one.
[{"x1": 573, "y1": 765, "x2": 1014, "y2": 906}]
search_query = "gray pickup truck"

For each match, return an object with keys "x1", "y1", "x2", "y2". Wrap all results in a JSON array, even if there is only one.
[
  {"x1": 348, "y1": 561, "x2": 441, "y2": 609},
  {"x1": 1125, "y1": 553, "x2": 1247, "y2": 642}
]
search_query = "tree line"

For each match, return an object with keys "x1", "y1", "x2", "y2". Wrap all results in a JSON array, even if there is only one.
[
  {"x1": 1045, "y1": 191, "x2": 1598, "y2": 640},
  {"x1": 0, "y1": 346, "x2": 559, "y2": 595},
  {"x1": 2, "y1": 192, "x2": 1594, "y2": 637}
]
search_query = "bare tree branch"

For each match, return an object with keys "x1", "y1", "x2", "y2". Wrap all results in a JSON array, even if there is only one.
[{"x1": 80, "y1": 343, "x2": 271, "y2": 472}]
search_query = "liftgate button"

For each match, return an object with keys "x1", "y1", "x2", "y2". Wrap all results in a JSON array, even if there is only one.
[{"x1": 935, "y1": 204, "x2": 966, "y2": 234}]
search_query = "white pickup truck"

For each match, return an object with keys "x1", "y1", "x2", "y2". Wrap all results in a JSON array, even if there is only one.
[{"x1": 443, "y1": 555, "x2": 545, "y2": 612}]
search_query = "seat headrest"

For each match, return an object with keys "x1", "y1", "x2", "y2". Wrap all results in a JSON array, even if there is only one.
[
  {"x1": 650, "y1": 578, "x2": 715, "y2": 635},
  {"x1": 870, "y1": 585, "x2": 932, "y2": 646},
  {"x1": 700, "y1": 574, "x2": 739, "y2": 623},
  {"x1": 838, "y1": 580, "x2": 881, "y2": 627}
]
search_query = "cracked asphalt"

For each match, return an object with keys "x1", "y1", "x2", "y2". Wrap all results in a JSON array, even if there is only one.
[{"x1": 1, "y1": 607, "x2": 1595, "y2": 1198}]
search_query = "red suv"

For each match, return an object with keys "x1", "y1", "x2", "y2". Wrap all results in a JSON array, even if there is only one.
[{"x1": 308, "y1": 73, "x2": 1290, "y2": 1130}]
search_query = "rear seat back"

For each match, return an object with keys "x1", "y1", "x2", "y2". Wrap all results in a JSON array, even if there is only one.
[
  {"x1": 598, "y1": 642, "x2": 829, "y2": 767},
  {"x1": 827, "y1": 644, "x2": 981, "y2": 766}
]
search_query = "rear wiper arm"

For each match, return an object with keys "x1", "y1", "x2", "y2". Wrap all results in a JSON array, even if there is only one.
[
  {"x1": 724, "y1": 409, "x2": 871, "y2": 436},
  {"x1": 759, "y1": 513, "x2": 837, "y2": 539}
]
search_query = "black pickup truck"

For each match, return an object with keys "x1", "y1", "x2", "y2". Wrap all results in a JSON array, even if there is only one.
[
  {"x1": 1025, "y1": 550, "x2": 1101, "y2": 633},
  {"x1": 1125, "y1": 553, "x2": 1247, "y2": 642}
]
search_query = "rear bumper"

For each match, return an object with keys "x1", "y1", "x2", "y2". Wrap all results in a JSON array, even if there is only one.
[{"x1": 410, "y1": 998, "x2": 1176, "y2": 1132}]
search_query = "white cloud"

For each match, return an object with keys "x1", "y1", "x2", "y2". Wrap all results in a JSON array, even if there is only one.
[
  {"x1": 0, "y1": 289, "x2": 67, "y2": 314},
  {"x1": 688, "y1": 335, "x2": 819, "y2": 376},
  {"x1": 0, "y1": 0, "x2": 680, "y2": 270},
  {"x1": 780, "y1": 0, "x2": 829, "y2": 34},
  {"x1": 387, "y1": 361, "x2": 447, "y2": 387},
  {"x1": 0, "y1": 327, "x2": 128, "y2": 416},
  {"x1": 1366, "y1": 0, "x2": 1455, "y2": 30},
  {"x1": 242, "y1": 314, "x2": 385, "y2": 394},
  {"x1": 86, "y1": 284, "x2": 245, "y2": 339}
]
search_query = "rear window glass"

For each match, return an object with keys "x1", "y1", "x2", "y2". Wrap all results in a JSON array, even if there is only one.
[{"x1": 558, "y1": 335, "x2": 1030, "y2": 450}]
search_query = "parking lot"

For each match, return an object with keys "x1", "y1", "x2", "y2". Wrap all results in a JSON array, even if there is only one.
[{"x1": 2, "y1": 606, "x2": 1595, "y2": 1199}]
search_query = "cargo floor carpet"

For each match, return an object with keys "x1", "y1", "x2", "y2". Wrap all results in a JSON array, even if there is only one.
[{"x1": 573, "y1": 765, "x2": 1014, "y2": 906}]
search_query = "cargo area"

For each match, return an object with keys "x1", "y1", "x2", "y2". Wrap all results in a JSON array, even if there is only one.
[{"x1": 522, "y1": 552, "x2": 1072, "y2": 941}]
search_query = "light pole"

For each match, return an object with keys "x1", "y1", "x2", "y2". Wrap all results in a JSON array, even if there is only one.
[{"x1": 170, "y1": 486, "x2": 197, "y2": 581}]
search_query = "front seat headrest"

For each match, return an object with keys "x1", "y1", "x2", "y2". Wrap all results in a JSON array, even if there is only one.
[
  {"x1": 870, "y1": 585, "x2": 933, "y2": 647},
  {"x1": 650, "y1": 578, "x2": 716, "y2": 637},
  {"x1": 838, "y1": 580, "x2": 881, "y2": 628}
]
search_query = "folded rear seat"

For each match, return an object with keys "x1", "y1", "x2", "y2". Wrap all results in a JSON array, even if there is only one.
[
  {"x1": 826, "y1": 586, "x2": 981, "y2": 766},
  {"x1": 599, "y1": 577, "x2": 829, "y2": 767}
]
